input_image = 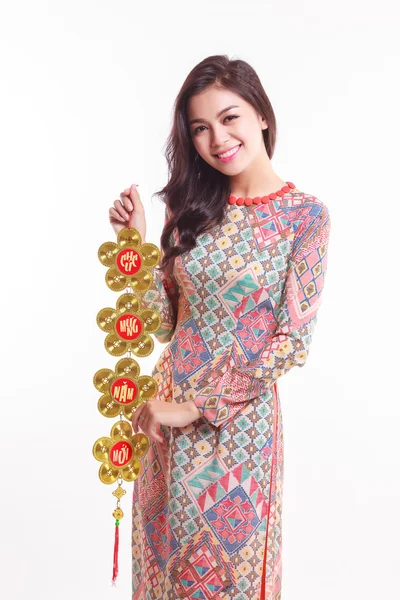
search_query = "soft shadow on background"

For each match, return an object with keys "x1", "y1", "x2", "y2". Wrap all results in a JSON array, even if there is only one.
[{"x1": 1, "y1": 1, "x2": 399, "y2": 598}]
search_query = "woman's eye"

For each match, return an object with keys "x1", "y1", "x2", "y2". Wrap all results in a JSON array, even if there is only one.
[
  {"x1": 224, "y1": 115, "x2": 238, "y2": 123},
  {"x1": 193, "y1": 115, "x2": 239, "y2": 135}
]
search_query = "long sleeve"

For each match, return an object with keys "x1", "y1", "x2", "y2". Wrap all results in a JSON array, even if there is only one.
[
  {"x1": 140, "y1": 206, "x2": 180, "y2": 344},
  {"x1": 192, "y1": 201, "x2": 331, "y2": 427}
]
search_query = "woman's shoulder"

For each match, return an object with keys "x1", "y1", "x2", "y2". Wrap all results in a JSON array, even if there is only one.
[
  {"x1": 282, "y1": 188, "x2": 330, "y2": 227},
  {"x1": 287, "y1": 190, "x2": 330, "y2": 258},
  {"x1": 283, "y1": 187, "x2": 327, "y2": 209}
]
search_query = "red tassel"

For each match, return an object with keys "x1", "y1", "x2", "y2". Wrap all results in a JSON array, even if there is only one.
[{"x1": 111, "y1": 520, "x2": 120, "y2": 586}]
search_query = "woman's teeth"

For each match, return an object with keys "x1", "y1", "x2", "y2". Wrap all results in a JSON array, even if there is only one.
[{"x1": 217, "y1": 144, "x2": 241, "y2": 161}]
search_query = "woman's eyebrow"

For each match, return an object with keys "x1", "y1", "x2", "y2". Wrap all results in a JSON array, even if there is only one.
[{"x1": 188, "y1": 105, "x2": 239, "y2": 126}]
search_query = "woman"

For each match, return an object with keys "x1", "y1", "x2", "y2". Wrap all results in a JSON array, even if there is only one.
[{"x1": 109, "y1": 54, "x2": 330, "y2": 600}]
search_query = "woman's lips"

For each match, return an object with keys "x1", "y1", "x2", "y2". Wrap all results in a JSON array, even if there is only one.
[{"x1": 216, "y1": 144, "x2": 242, "y2": 162}]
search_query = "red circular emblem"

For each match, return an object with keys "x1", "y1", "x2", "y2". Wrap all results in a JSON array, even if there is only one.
[
  {"x1": 116, "y1": 248, "x2": 142, "y2": 276},
  {"x1": 111, "y1": 378, "x2": 138, "y2": 405},
  {"x1": 115, "y1": 313, "x2": 142, "y2": 340},
  {"x1": 109, "y1": 440, "x2": 133, "y2": 468}
]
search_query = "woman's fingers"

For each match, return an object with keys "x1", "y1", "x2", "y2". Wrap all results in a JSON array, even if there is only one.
[
  {"x1": 132, "y1": 405, "x2": 151, "y2": 437},
  {"x1": 132, "y1": 404, "x2": 145, "y2": 433},
  {"x1": 139, "y1": 411, "x2": 151, "y2": 435},
  {"x1": 130, "y1": 185, "x2": 144, "y2": 212},
  {"x1": 132, "y1": 405, "x2": 163, "y2": 444},
  {"x1": 139, "y1": 418, "x2": 163, "y2": 444},
  {"x1": 122, "y1": 184, "x2": 144, "y2": 215},
  {"x1": 109, "y1": 207, "x2": 126, "y2": 222},
  {"x1": 122, "y1": 185, "x2": 138, "y2": 196},
  {"x1": 147, "y1": 423, "x2": 164, "y2": 444},
  {"x1": 120, "y1": 192, "x2": 133, "y2": 211},
  {"x1": 109, "y1": 184, "x2": 142, "y2": 236},
  {"x1": 113, "y1": 198, "x2": 130, "y2": 220}
]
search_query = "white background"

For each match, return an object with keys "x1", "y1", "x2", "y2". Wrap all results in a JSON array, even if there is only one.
[{"x1": 1, "y1": 1, "x2": 399, "y2": 598}]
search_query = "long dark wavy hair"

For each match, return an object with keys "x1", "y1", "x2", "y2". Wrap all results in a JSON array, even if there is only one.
[{"x1": 152, "y1": 54, "x2": 278, "y2": 274}]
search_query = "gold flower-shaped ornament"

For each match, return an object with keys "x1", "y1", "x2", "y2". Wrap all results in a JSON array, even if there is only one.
[
  {"x1": 93, "y1": 356, "x2": 158, "y2": 420},
  {"x1": 96, "y1": 292, "x2": 161, "y2": 357},
  {"x1": 98, "y1": 227, "x2": 161, "y2": 293},
  {"x1": 92, "y1": 420, "x2": 150, "y2": 485}
]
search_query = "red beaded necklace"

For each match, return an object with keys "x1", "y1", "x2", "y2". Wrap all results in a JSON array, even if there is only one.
[{"x1": 228, "y1": 181, "x2": 296, "y2": 206}]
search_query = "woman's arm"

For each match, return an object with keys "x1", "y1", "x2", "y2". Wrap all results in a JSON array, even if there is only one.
[{"x1": 192, "y1": 201, "x2": 331, "y2": 427}]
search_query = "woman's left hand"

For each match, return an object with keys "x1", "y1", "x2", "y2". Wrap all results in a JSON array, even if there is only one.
[{"x1": 132, "y1": 399, "x2": 202, "y2": 443}]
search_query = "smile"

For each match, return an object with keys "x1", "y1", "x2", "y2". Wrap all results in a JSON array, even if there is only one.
[{"x1": 216, "y1": 144, "x2": 242, "y2": 162}]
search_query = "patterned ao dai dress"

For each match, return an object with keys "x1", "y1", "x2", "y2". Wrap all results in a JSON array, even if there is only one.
[{"x1": 131, "y1": 186, "x2": 331, "y2": 600}]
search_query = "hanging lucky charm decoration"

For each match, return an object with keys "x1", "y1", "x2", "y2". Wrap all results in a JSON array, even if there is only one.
[{"x1": 93, "y1": 227, "x2": 162, "y2": 585}]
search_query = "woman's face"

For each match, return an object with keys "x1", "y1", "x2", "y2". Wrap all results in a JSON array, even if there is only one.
[{"x1": 187, "y1": 85, "x2": 268, "y2": 175}]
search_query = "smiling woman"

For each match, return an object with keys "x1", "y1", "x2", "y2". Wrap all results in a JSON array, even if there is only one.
[{"x1": 111, "y1": 53, "x2": 331, "y2": 600}]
